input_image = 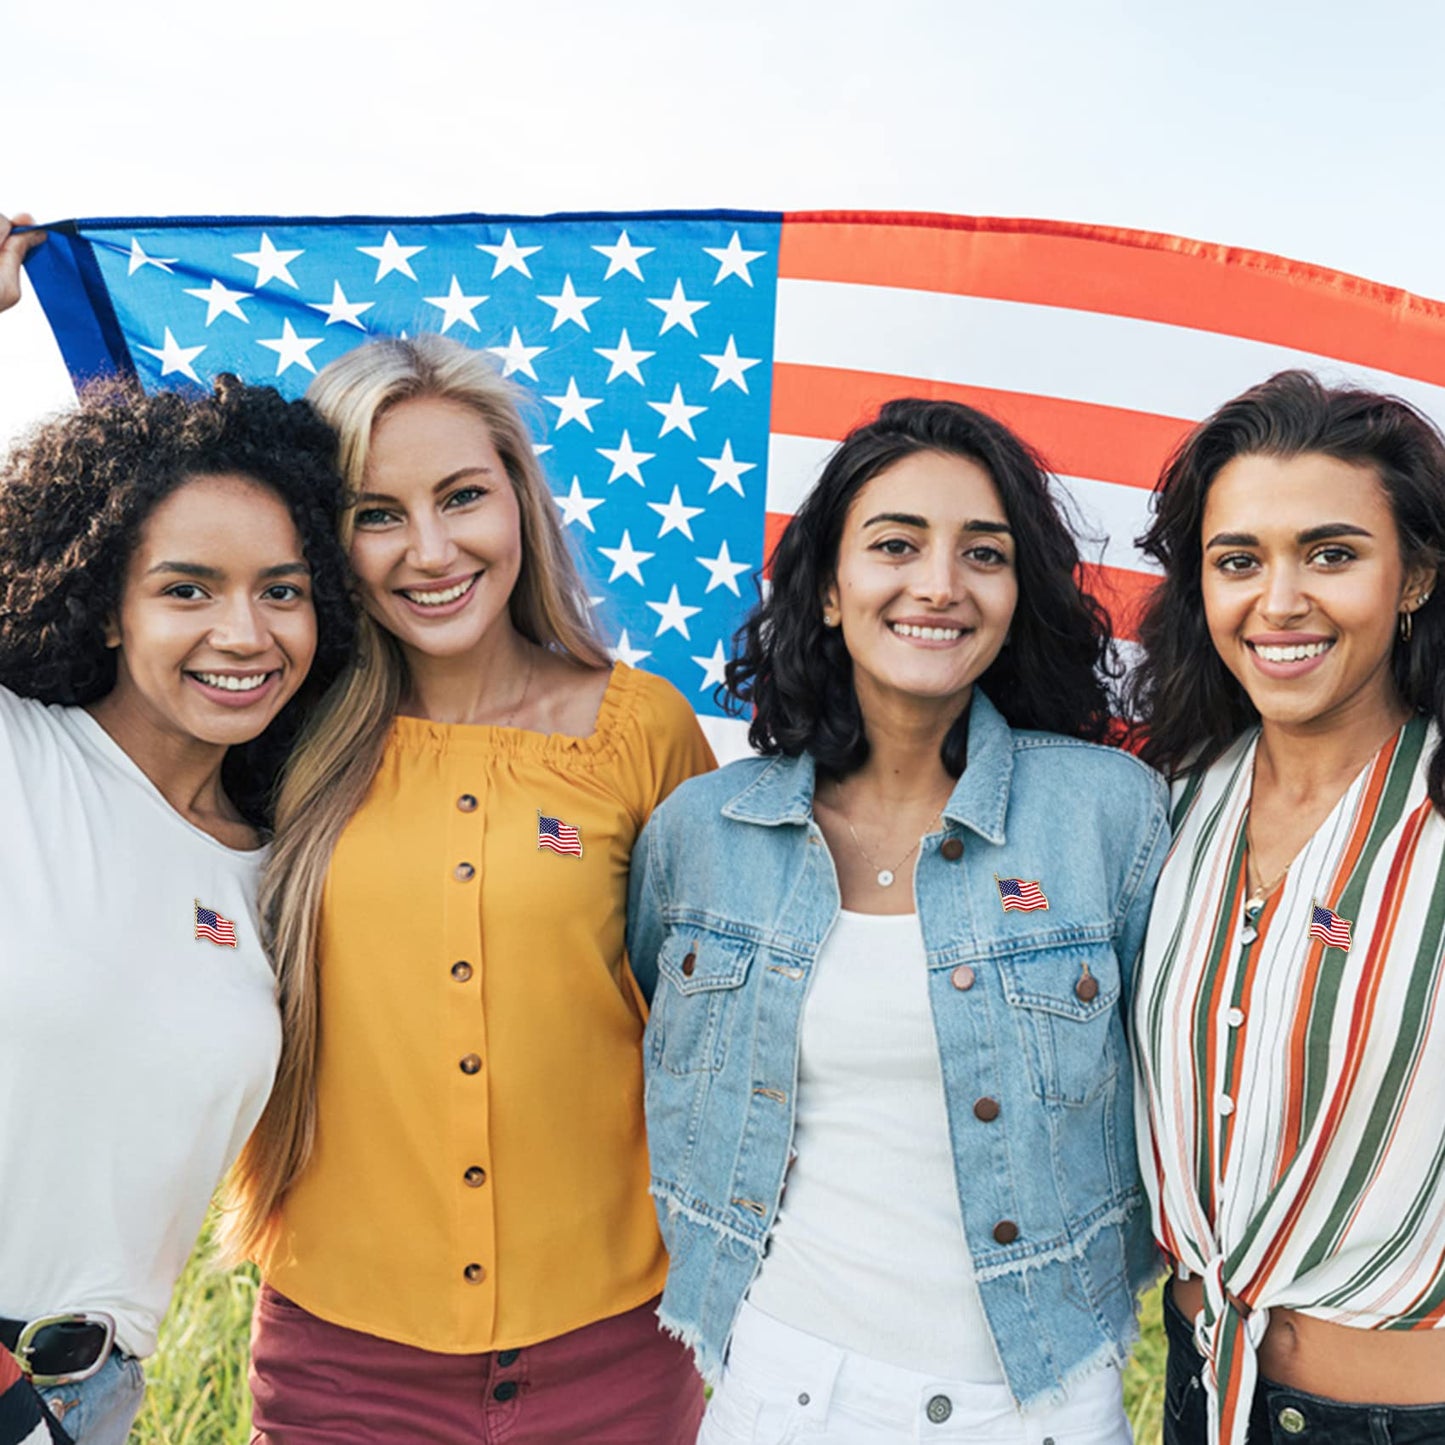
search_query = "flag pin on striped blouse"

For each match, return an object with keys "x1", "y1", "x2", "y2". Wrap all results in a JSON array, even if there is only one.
[
  {"x1": 1308, "y1": 899, "x2": 1352, "y2": 952},
  {"x1": 996, "y1": 875, "x2": 1049, "y2": 912},
  {"x1": 537, "y1": 812, "x2": 584, "y2": 859},
  {"x1": 194, "y1": 899, "x2": 238, "y2": 948}
]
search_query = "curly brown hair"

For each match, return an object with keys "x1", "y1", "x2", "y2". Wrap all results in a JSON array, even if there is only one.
[{"x1": 0, "y1": 375, "x2": 356, "y2": 825}]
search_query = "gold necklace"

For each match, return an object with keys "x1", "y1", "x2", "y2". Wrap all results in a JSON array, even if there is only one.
[
  {"x1": 1244, "y1": 818, "x2": 1289, "y2": 914},
  {"x1": 492, "y1": 650, "x2": 535, "y2": 728},
  {"x1": 830, "y1": 780, "x2": 946, "y2": 889}
]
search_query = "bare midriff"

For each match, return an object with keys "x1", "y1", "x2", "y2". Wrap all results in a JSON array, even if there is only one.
[{"x1": 1171, "y1": 1275, "x2": 1445, "y2": 1405}]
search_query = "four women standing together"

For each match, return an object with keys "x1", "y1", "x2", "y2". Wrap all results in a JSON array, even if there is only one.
[{"x1": 1, "y1": 210, "x2": 1442, "y2": 1443}]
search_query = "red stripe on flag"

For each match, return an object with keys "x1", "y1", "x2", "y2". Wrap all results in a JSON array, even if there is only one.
[
  {"x1": 762, "y1": 515, "x2": 1156, "y2": 644},
  {"x1": 769, "y1": 363, "x2": 1189, "y2": 493},
  {"x1": 779, "y1": 214, "x2": 1445, "y2": 386}
]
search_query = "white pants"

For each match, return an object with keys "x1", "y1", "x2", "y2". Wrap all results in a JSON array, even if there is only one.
[{"x1": 699, "y1": 1301, "x2": 1132, "y2": 1445}]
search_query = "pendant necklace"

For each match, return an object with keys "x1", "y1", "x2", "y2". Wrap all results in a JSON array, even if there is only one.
[
  {"x1": 831, "y1": 781, "x2": 944, "y2": 888},
  {"x1": 1241, "y1": 817, "x2": 1289, "y2": 943}
]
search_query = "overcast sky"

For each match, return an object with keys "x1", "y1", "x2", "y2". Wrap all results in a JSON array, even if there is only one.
[{"x1": 5, "y1": 0, "x2": 1445, "y2": 450}]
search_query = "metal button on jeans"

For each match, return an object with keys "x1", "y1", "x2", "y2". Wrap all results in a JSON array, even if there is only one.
[
  {"x1": 1278, "y1": 1406, "x2": 1306, "y2": 1435},
  {"x1": 496, "y1": 1349, "x2": 520, "y2": 1367},
  {"x1": 926, "y1": 1393, "x2": 952, "y2": 1424},
  {"x1": 493, "y1": 1380, "x2": 518, "y2": 1402}
]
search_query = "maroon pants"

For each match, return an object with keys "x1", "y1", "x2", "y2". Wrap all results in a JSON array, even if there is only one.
[{"x1": 249, "y1": 1285, "x2": 704, "y2": 1445}]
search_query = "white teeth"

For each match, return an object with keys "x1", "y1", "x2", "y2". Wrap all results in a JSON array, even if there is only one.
[
  {"x1": 890, "y1": 622, "x2": 964, "y2": 641},
  {"x1": 194, "y1": 672, "x2": 269, "y2": 692},
  {"x1": 1254, "y1": 641, "x2": 1331, "y2": 663},
  {"x1": 402, "y1": 577, "x2": 474, "y2": 606}
]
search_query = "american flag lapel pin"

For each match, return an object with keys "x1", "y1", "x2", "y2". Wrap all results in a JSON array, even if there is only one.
[
  {"x1": 537, "y1": 812, "x2": 584, "y2": 859},
  {"x1": 1309, "y1": 898, "x2": 1353, "y2": 952},
  {"x1": 996, "y1": 874, "x2": 1049, "y2": 913},
  {"x1": 194, "y1": 898, "x2": 239, "y2": 948}
]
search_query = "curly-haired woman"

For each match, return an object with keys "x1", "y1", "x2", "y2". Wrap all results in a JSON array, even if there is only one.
[
  {"x1": 1129, "y1": 372, "x2": 1445, "y2": 1445},
  {"x1": 629, "y1": 399, "x2": 1169, "y2": 1443},
  {"x1": 0, "y1": 354, "x2": 353, "y2": 1445}
]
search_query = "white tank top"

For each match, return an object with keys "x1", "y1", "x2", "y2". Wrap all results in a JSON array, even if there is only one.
[{"x1": 745, "y1": 909, "x2": 1003, "y2": 1381}]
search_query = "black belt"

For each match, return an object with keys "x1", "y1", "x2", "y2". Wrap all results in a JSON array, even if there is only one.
[{"x1": 0, "y1": 1314, "x2": 116, "y2": 1386}]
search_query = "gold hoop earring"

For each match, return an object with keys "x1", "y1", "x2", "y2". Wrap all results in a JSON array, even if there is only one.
[{"x1": 1399, "y1": 609, "x2": 1414, "y2": 644}]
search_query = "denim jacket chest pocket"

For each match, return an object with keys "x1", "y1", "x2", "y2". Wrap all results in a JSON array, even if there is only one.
[
  {"x1": 993, "y1": 934, "x2": 1122, "y2": 1106},
  {"x1": 651, "y1": 926, "x2": 757, "y2": 1076}
]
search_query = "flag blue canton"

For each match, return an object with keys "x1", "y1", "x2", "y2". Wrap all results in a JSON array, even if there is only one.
[{"x1": 76, "y1": 214, "x2": 781, "y2": 719}]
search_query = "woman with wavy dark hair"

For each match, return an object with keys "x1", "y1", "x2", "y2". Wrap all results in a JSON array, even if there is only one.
[
  {"x1": 1129, "y1": 370, "x2": 1445, "y2": 1445},
  {"x1": 0, "y1": 362, "x2": 352, "y2": 1445},
  {"x1": 629, "y1": 398, "x2": 1169, "y2": 1443}
]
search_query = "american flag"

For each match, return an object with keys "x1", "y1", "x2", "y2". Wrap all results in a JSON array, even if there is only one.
[
  {"x1": 1309, "y1": 902, "x2": 1353, "y2": 952},
  {"x1": 537, "y1": 813, "x2": 583, "y2": 858},
  {"x1": 997, "y1": 876, "x2": 1049, "y2": 912},
  {"x1": 24, "y1": 211, "x2": 1445, "y2": 760},
  {"x1": 194, "y1": 900, "x2": 238, "y2": 947}
]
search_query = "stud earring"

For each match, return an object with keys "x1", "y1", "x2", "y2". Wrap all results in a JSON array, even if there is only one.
[{"x1": 822, "y1": 610, "x2": 837, "y2": 627}]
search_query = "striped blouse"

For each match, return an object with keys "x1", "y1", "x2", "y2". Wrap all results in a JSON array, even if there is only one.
[{"x1": 1133, "y1": 716, "x2": 1445, "y2": 1445}]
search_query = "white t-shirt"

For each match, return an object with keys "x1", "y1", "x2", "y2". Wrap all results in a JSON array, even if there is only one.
[
  {"x1": 745, "y1": 909, "x2": 1004, "y2": 1382},
  {"x1": 0, "y1": 686, "x2": 281, "y2": 1357}
]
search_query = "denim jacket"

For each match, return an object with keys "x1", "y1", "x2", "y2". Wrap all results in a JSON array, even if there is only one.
[{"x1": 627, "y1": 690, "x2": 1170, "y2": 1409}]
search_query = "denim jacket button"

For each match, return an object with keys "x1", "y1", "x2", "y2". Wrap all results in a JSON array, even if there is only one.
[
  {"x1": 950, "y1": 965, "x2": 975, "y2": 991},
  {"x1": 681, "y1": 952, "x2": 697, "y2": 977},
  {"x1": 1075, "y1": 972, "x2": 1099, "y2": 1002},
  {"x1": 939, "y1": 837, "x2": 964, "y2": 861},
  {"x1": 973, "y1": 1097, "x2": 1000, "y2": 1122},
  {"x1": 992, "y1": 1220, "x2": 1019, "y2": 1244}
]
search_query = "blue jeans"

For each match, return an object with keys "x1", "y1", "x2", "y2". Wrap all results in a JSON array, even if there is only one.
[
  {"x1": 1162, "y1": 1287, "x2": 1445, "y2": 1444},
  {"x1": 32, "y1": 1354, "x2": 144, "y2": 1445}
]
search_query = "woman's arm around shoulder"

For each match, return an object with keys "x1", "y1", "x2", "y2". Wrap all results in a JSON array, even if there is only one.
[{"x1": 1103, "y1": 751, "x2": 1170, "y2": 997}]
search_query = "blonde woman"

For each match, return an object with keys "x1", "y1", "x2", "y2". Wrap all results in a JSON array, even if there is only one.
[{"x1": 223, "y1": 336, "x2": 713, "y2": 1443}]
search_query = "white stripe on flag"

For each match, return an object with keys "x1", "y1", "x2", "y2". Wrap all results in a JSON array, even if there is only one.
[{"x1": 773, "y1": 279, "x2": 1445, "y2": 427}]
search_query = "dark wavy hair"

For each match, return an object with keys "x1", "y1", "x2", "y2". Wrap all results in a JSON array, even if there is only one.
[
  {"x1": 0, "y1": 375, "x2": 355, "y2": 827},
  {"x1": 725, "y1": 397, "x2": 1117, "y2": 777},
  {"x1": 1128, "y1": 369, "x2": 1445, "y2": 811}
]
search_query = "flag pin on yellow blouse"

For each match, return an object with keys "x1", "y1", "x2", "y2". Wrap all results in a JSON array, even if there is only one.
[{"x1": 537, "y1": 812, "x2": 584, "y2": 858}]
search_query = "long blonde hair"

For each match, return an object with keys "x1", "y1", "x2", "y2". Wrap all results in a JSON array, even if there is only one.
[{"x1": 220, "y1": 335, "x2": 607, "y2": 1261}]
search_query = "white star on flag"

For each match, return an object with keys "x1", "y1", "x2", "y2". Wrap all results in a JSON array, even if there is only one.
[
  {"x1": 138, "y1": 328, "x2": 205, "y2": 383},
  {"x1": 424, "y1": 276, "x2": 488, "y2": 332},
  {"x1": 647, "y1": 485, "x2": 705, "y2": 540},
  {"x1": 553, "y1": 477, "x2": 606, "y2": 531},
  {"x1": 696, "y1": 539, "x2": 751, "y2": 595},
  {"x1": 476, "y1": 229, "x2": 541, "y2": 278},
  {"x1": 649, "y1": 383, "x2": 706, "y2": 439},
  {"x1": 183, "y1": 279, "x2": 251, "y2": 325},
  {"x1": 703, "y1": 231, "x2": 766, "y2": 285},
  {"x1": 691, "y1": 639, "x2": 730, "y2": 689},
  {"x1": 257, "y1": 319, "x2": 326, "y2": 375},
  {"x1": 593, "y1": 230, "x2": 655, "y2": 281},
  {"x1": 358, "y1": 231, "x2": 425, "y2": 282},
  {"x1": 233, "y1": 234, "x2": 302, "y2": 289},
  {"x1": 700, "y1": 439, "x2": 756, "y2": 496},
  {"x1": 595, "y1": 328, "x2": 654, "y2": 384},
  {"x1": 610, "y1": 629, "x2": 651, "y2": 667},
  {"x1": 647, "y1": 278, "x2": 708, "y2": 336},
  {"x1": 308, "y1": 281, "x2": 374, "y2": 329},
  {"x1": 597, "y1": 430, "x2": 655, "y2": 485},
  {"x1": 646, "y1": 585, "x2": 702, "y2": 640},
  {"x1": 538, "y1": 275, "x2": 601, "y2": 331},
  {"x1": 487, "y1": 326, "x2": 547, "y2": 379},
  {"x1": 700, "y1": 335, "x2": 761, "y2": 392},
  {"x1": 127, "y1": 238, "x2": 177, "y2": 276},
  {"x1": 598, "y1": 530, "x2": 655, "y2": 584},
  {"x1": 543, "y1": 377, "x2": 604, "y2": 431}
]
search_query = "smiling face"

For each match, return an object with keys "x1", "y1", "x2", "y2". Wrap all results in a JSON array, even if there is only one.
[
  {"x1": 347, "y1": 395, "x2": 524, "y2": 664},
  {"x1": 822, "y1": 449, "x2": 1018, "y2": 729},
  {"x1": 103, "y1": 472, "x2": 317, "y2": 749},
  {"x1": 1201, "y1": 451, "x2": 1434, "y2": 734}
]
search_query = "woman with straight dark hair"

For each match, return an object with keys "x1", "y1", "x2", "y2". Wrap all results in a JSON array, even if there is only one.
[
  {"x1": 629, "y1": 398, "x2": 1169, "y2": 1443},
  {"x1": 1130, "y1": 370, "x2": 1445, "y2": 1445}
]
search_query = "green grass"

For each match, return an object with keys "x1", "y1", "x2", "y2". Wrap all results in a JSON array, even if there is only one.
[{"x1": 129, "y1": 1227, "x2": 1167, "y2": 1443}]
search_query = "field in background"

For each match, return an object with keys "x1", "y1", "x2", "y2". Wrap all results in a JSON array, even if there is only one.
[{"x1": 128, "y1": 1222, "x2": 1169, "y2": 1443}]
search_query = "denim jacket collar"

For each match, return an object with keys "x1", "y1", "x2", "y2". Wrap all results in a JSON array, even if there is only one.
[{"x1": 719, "y1": 689, "x2": 1013, "y2": 846}]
